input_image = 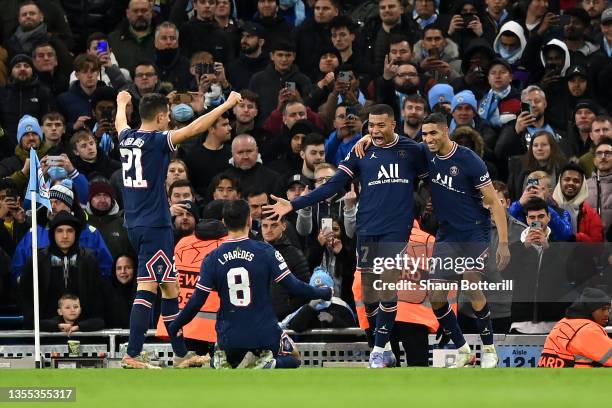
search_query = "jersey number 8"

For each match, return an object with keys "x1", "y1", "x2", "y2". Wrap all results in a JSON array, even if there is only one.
[
  {"x1": 227, "y1": 267, "x2": 251, "y2": 307},
  {"x1": 120, "y1": 148, "x2": 148, "y2": 188}
]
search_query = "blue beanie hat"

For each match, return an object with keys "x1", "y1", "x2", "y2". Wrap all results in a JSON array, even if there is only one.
[
  {"x1": 171, "y1": 103, "x2": 195, "y2": 123},
  {"x1": 309, "y1": 266, "x2": 333, "y2": 310},
  {"x1": 17, "y1": 115, "x2": 43, "y2": 145},
  {"x1": 428, "y1": 84, "x2": 454, "y2": 110},
  {"x1": 451, "y1": 90, "x2": 477, "y2": 113},
  {"x1": 310, "y1": 266, "x2": 334, "y2": 288}
]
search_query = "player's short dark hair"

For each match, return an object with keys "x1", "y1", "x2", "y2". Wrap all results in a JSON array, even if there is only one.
[
  {"x1": 168, "y1": 179, "x2": 195, "y2": 197},
  {"x1": 422, "y1": 112, "x2": 448, "y2": 127},
  {"x1": 369, "y1": 104, "x2": 395, "y2": 118},
  {"x1": 523, "y1": 197, "x2": 549, "y2": 214},
  {"x1": 139, "y1": 93, "x2": 169, "y2": 122},
  {"x1": 222, "y1": 199, "x2": 250, "y2": 231},
  {"x1": 301, "y1": 132, "x2": 326, "y2": 151}
]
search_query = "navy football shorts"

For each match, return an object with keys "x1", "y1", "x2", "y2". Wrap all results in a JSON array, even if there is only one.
[
  {"x1": 356, "y1": 230, "x2": 411, "y2": 270},
  {"x1": 430, "y1": 225, "x2": 489, "y2": 280},
  {"x1": 127, "y1": 226, "x2": 176, "y2": 283}
]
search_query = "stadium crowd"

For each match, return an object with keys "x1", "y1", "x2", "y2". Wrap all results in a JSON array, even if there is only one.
[{"x1": 0, "y1": 0, "x2": 611, "y2": 360}]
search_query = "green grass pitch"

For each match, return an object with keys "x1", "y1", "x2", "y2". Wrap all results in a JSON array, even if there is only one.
[{"x1": 0, "y1": 368, "x2": 611, "y2": 408}]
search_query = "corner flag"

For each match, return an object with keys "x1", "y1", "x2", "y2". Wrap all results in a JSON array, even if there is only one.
[{"x1": 24, "y1": 148, "x2": 51, "y2": 211}]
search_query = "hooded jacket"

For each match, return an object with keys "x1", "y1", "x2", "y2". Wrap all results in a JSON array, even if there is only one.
[
  {"x1": 586, "y1": 171, "x2": 612, "y2": 232},
  {"x1": 19, "y1": 215, "x2": 106, "y2": 331},
  {"x1": 493, "y1": 21, "x2": 529, "y2": 87},
  {"x1": 553, "y1": 175, "x2": 604, "y2": 242},
  {"x1": 11, "y1": 221, "x2": 113, "y2": 283}
]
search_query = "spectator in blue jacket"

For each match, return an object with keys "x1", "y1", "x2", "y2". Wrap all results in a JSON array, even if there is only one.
[
  {"x1": 11, "y1": 180, "x2": 113, "y2": 283},
  {"x1": 57, "y1": 54, "x2": 105, "y2": 131},
  {"x1": 325, "y1": 103, "x2": 362, "y2": 166},
  {"x1": 508, "y1": 170, "x2": 573, "y2": 241}
]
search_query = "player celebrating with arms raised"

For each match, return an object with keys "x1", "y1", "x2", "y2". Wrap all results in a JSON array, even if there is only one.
[
  {"x1": 116, "y1": 90, "x2": 242, "y2": 369},
  {"x1": 169, "y1": 200, "x2": 332, "y2": 369},
  {"x1": 264, "y1": 104, "x2": 428, "y2": 368}
]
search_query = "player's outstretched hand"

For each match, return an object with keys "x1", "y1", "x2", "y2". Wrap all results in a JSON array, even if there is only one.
[
  {"x1": 226, "y1": 91, "x2": 243, "y2": 107},
  {"x1": 117, "y1": 90, "x2": 132, "y2": 106},
  {"x1": 496, "y1": 242, "x2": 510, "y2": 271},
  {"x1": 353, "y1": 134, "x2": 373, "y2": 159},
  {"x1": 262, "y1": 195, "x2": 293, "y2": 219}
]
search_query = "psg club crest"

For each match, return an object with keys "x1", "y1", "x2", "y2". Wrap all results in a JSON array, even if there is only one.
[
  {"x1": 398, "y1": 150, "x2": 407, "y2": 158},
  {"x1": 450, "y1": 166, "x2": 459, "y2": 176}
]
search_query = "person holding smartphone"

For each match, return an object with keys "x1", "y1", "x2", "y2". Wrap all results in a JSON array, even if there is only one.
[
  {"x1": 509, "y1": 196, "x2": 572, "y2": 334},
  {"x1": 0, "y1": 178, "x2": 28, "y2": 256}
]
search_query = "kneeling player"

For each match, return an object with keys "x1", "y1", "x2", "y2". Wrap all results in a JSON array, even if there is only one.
[{"x1": 168, "y1": 201, "x2": 331, "y2": 368}]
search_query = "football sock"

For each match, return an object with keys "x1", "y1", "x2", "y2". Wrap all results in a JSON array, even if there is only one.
[
  {"x1": 433, "y1": 303, "x2": 466, "y2": 349},
  {"x1": 473, "y1": 303, "x2": 494, "y2": 346},
  {"x1": 161, "y1": 297, "x2": 188, "y2": 357},
  {"x1": 127, "y1": 290, "x2": 156, "y2": 357},
  {"x1": 384, "y1": 342, "x2": 392, "y2": 352},
  {"x1": 374, "y1": 302, "x2": 397, "y2": 348},
  {"x1": 364, "y1": 303, "x2": 379, "y2": 341}
]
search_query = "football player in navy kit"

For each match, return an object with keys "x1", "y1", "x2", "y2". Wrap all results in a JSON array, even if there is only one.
[{"x1": 116, "y1": 90, "x2": 242, "y2": 368}]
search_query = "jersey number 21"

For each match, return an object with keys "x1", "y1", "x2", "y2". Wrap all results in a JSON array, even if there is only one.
[{"x1": 120, "y1": 148, "x2": 148, "y2": 188}]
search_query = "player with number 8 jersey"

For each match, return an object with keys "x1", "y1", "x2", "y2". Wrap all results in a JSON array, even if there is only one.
[
  {"x1": 170, "y1": 200, "x2": 331, "y2": 369},
  {"x1": 116, "y1": 90, "x2": 243, "y2": 369}
]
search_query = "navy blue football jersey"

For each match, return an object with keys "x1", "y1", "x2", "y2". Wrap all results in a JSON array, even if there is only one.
[
  {"x1": 118, "y1": 128, "x2": 176, "y2": 228},
  {"x1": 292, "y1": 136, "x2": 427, "y2": 236},
  {"x1": 196, "y1": 237, "x2": 292, "y2": 349},
  {"x1": 421, "y1": 142, "x2": 492, "y2": 231}
]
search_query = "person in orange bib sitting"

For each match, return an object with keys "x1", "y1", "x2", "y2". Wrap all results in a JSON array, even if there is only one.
[{"x1": 538, "y1": 288, "x2": 612, "y2": 368}]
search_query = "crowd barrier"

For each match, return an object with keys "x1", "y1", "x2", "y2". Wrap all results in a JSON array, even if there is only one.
[{"x1": 0, "y1": 327, "x2": 610, "y2": 368}]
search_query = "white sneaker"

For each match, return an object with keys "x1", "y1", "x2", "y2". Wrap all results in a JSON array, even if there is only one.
[
  {"x1": 480, "y1": 345, "x2": 498, "y2": 368},
  {"x1": 451, "y1": 345, "x2": 476, "y2": 368}
]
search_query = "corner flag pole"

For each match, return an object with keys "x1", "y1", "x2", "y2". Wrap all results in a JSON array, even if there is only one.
[{"x1": 30, "y1": 190, "x2": 41, "y2": 368}]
